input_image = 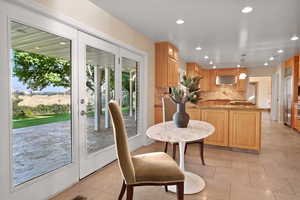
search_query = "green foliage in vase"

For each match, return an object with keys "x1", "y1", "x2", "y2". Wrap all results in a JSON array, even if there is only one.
[{"x1": 170, "y1": 75, "x2": 202, "y2": 104}]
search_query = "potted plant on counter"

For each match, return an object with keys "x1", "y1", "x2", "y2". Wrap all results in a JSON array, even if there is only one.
[{"x1": 170, "y1": 75, "x2": 202, "y2": 128}]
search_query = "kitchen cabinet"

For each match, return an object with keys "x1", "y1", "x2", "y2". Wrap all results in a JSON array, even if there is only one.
[
  {"x1": 209, "y1": 69, "x2": 217, "y2": 91},
  {"x1": 200, "y1": 69, "x2": 210, "y2": 91},
  {"x1": 292, "y1": 103, "x2": 300, "y2": 131},
  {"x1": 155, "y1": 42, "x2": 179, "y2": 87},
  {"x1": 229, "y1": 110, "x2": 261, "y2": 150},
  {"x1": 201, "y1": 109, "x2": 229, "y2": 146},
  {"x1": 168, "y1": 57, "x2": 179, "y2": 87},
  {"x1": 186, "y1": 63, "x2": 210, "y2": 91},
  {"x1": 154, "y1": 107, "x2": 163, "y2": 124},
  {"x1": 186, "y1": 62, "x2": 200, "y2": 77},
  {"x1": 186, "y1": 108, "x2": 200, "y2": 120}
]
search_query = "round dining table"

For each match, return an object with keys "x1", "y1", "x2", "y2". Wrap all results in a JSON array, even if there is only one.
[{"x1": 146, "y1": 120, "x2": 215, "y2": 194}]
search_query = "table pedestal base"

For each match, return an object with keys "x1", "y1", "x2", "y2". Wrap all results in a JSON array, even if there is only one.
[{"x1": 168, "y1": 171, "x2": 205, "y2": 194}]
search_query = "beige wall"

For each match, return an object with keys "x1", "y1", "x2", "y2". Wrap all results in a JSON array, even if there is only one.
[
  {"x1": 33, "y1": 0, "x2": 155, "y2": 126},
  {"x1": 249, "y1": 76, "x2": 272, "y2": 108}
]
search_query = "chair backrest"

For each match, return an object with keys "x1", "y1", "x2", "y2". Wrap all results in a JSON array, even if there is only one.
[
  {"x1": 162, "y1": 96, "x2": 176, "y2": 122},
  {"x1": 108, "y1": 101, "x2": 135, "y2": 184}
]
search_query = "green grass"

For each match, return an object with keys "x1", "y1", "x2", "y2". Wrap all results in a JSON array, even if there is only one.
[
  {"x1": 13, "y1": 113, "x2": 70, "y2": 129},
  {"x1": 13, "y1": 106, "x2": 132, "y2": 129}
]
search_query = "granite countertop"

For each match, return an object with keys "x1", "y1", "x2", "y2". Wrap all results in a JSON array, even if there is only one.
[
  {"x1": 187, "y1": 104, "x2": 264, "y2": 111},
  {"x1": 155, "y1": 103, "x2": 264, "y2": 111}
]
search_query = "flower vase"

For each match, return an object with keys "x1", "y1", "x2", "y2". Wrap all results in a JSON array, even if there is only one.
[{"x1": 172, "y1": 103, "x2": 190, "y2": 128}]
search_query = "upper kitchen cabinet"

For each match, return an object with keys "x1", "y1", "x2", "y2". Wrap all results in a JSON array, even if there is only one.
[
  {"x1": 155, "y1": 42, "x2": 179, "y2": 87},
  {"x1": 200, "y1": 68, "x2": 210, "y2": 91},
  {"x1": 186, "y1": 62, "x2": 200, "y2": 77},
  {"x1": 186, "y1": 62, "x2": 210, "y2": 91}
]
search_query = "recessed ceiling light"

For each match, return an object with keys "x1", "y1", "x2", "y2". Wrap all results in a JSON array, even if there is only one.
[
  {"x1": 195, "y1": 46, "x2": 202, "y2": 51},
  {"x1": 204, "y1": 55, "x2": 209, "y2": 59},
  {"x1": 290, "y1": 36, "x2": 299, "y2": 41},
  {"x1": 237, "y1": 64, "x2": 241, "y2": 68},
  {"x1": 209, "y1": 61, "x2": 213, "y2": 65},
  {"x1": 241, "y1": 6, "x2": 253, "y2": 14},
  {"x1": 269, "y1": 57, "x2": 275, "y2": 61},
  {"x1": 60, "y1": 42, "x2": 66, "y2": 45},
  {"x1": 176, "y1": 19, "x2": 185, "y2": 25},
  {"x1": 264, "y1": 62, "x2": 269, "y2": 66},
  {"x1": 277, "y1": 49, "x2": 284, "y2": 53},
  {"x1": 213, "y1": 65, "x2": 216, "y2": 69}
]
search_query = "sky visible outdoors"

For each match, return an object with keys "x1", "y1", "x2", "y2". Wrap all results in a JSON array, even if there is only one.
[{"x1": 12, "y1": 76, "x2": 68, "y2": 93}]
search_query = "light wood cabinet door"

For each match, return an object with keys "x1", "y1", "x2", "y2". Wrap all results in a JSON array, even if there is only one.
[
  {"x1": 229, "y1": 111, "x2": 261, "y2": 150},
  {"x1": 201, "y1": 109, "x2": 229, "y2": 146},
  {"x1": 155, "y1": 42, "x2": 179, "y2": 88},
  {"x1": 200, "y1": 69, "x2": 210, "y2": 91},
  {"x1": 155, "y1": 44, "x2": 168, "y2": 87},
  {"x1": 187, "y1": 108, "x2": 200, "y2": 120},
  {"x1": 155, "y1": 107, "x2": 163, "y2": 124},
  {"x1": 168, "y1": 57, "x2": 178, "y2": 87},
  {"x1": 209, "y1": 70, "x2": 217, "y2": 91},
  {"x1": 168, "y1": 44, "x2": 174, "y2": 58}
]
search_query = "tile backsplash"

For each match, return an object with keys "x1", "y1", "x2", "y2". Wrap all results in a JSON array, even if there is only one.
[{"x1": 201, "y1": 85, "x2": 246, "y2": 100}]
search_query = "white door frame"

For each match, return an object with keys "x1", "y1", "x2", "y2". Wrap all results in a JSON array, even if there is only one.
[
  {"x1": 78, "y1": 31, "x2": 120, "y2": 178},
  {"x1": 0, "y1": 1, "x2": 79, "y2": 200},
  {"x1": 78, "y1": 32, "x2": 146, "y2": 179}
]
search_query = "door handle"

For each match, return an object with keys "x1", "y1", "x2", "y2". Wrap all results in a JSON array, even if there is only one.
[{"x1": 80, "y1": 110, "x2": 86, "y2": 116}]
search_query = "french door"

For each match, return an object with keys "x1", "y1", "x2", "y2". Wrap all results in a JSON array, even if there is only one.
[
  {"x1": 0, "y1": 2, "x2": 79, "y2": 200},
  {"x1": 78, "y1": 32, "x2": 143, "y2": 178},
  {"x1": 0, "y1": 2, "x2": 146, "y2": 199}
]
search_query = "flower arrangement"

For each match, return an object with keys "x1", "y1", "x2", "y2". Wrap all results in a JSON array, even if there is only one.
[{"x1": 169, "y1": 75, "x2": 202, "y2": 104}]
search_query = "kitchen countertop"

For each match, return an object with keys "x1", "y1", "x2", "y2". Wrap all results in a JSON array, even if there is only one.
[
  {"x1": 187, "y1": 104, "x2": 264, "y2": 111},
  {"x1": 155, "y1": 103, "x2": 264, "y2": 111}
]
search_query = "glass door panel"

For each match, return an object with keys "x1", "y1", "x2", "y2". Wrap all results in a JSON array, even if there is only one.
[
  {"x1": 85, "y1": 46, "x2": 115, "y2": 154},
  {"x1": 121, "y1": 57, "x2": 139, "y2": 138},
  {"x1": 78, "y1": 31, "x2": 120, "y2": 178},
  {"x1": 10, "y1": 22, "x2": 72, "y2": 186}
]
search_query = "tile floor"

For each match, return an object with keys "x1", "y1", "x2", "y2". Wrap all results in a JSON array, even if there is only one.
[{"x1": 51, "y1": 112, "x2": 300, "y2": 200}]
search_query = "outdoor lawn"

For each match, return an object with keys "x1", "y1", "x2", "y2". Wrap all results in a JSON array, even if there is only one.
[
  {"x1": 13, "y1": 113, "x2": 70, "y2": 129},
  {"x1": 13, "y1": 107, "x2": 131, "y2": 129}
]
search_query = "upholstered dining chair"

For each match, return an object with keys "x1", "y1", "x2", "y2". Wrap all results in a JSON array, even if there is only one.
[
  {"x1": 162, "y1": 96, "x2": 206, "y2": 165},
  {"x1": 108, "y1": 101, "x2": 185, "y2": 200}
]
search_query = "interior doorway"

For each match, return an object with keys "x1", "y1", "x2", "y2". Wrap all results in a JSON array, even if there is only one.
[{"x1": 247, "y1": 76, "x2": 272, "y2": 110}]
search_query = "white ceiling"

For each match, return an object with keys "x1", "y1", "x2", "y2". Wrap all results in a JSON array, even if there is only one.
[{"x1": 91, "y1": 0, "x2": 300, "y2": 68}]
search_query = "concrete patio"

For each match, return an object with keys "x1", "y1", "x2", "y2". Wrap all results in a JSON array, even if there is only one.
[{"x1": 13, "y1": 115, "x2": 137, "y2": 185}]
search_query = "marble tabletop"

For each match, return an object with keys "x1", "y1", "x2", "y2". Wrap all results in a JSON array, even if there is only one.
[{"x1": 146, "y1": 120, "x2": 215, "y2": 143}]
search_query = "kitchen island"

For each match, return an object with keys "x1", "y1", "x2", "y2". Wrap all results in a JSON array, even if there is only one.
[{"x1": 186, "y1": 104, "x2": 263, "y2": 152}]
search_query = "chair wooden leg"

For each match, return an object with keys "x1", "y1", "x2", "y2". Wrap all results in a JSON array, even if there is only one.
[
  {"x1": 172, "y1": 143, "x2": 177, "y2": 160},
  {"x1": 118, "y1": 180, "x2": 126, "y2": 200},
  {"x1": 199, "y1": 141, "x2": 205, "y2": 165},
  {"x1": 164, "y1": 185, "x2": 168, "y2": 192},
  {"x1": 176, "y1": 182, "x2": 184, "y2": 200},
  {"x1": 126, "y1": 185, "x2": 134, "y2": 200},
  {"x1": 164, "y1": 142, "x2": 168, "y2": 153}
]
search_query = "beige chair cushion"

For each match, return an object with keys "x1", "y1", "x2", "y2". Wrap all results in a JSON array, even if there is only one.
[{"x1": 132, "y1": 152, "x2": 185, "y2": 184}]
